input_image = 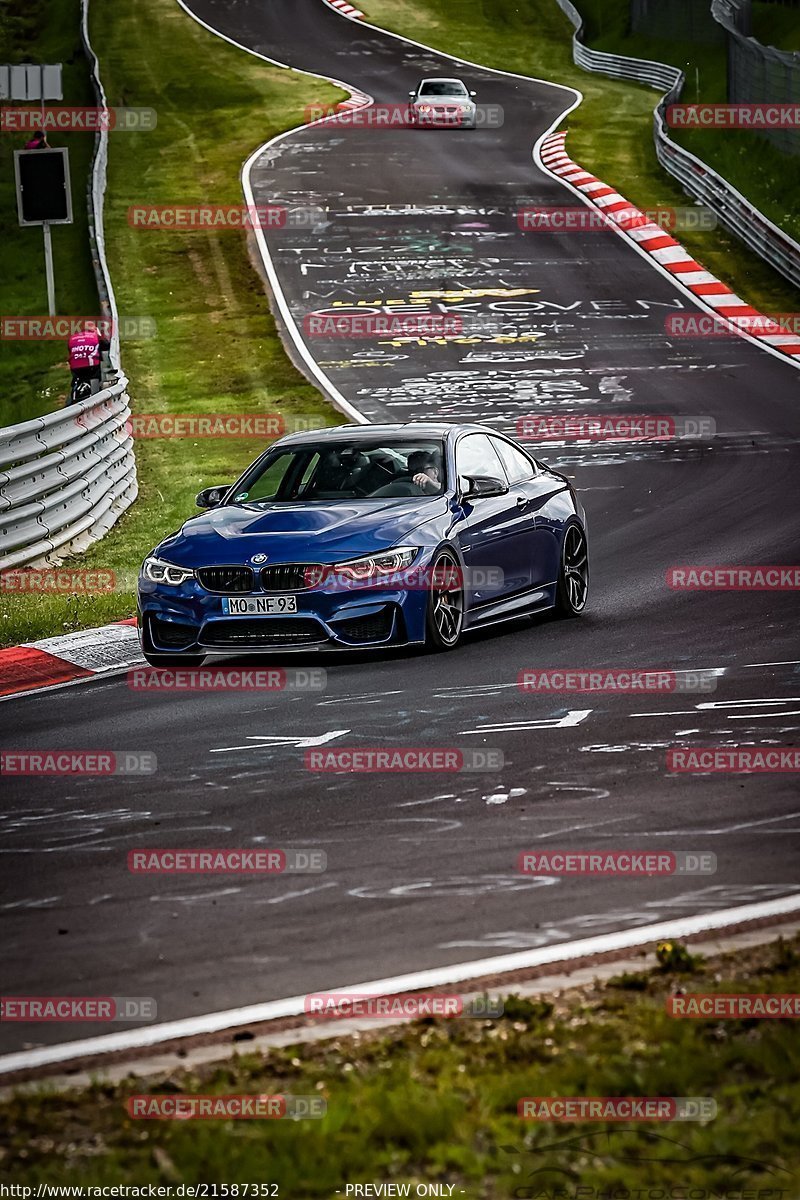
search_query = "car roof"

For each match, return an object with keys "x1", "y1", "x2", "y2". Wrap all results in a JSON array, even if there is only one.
[
  {"x1": 418, "y1": 77, "x2": 467, "y2": 85},
  {"x1": 276, "y1": 422, "x2": 495, "y2": 446}
]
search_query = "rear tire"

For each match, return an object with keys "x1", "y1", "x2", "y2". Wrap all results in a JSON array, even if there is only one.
[
  {"x1": 555, "y1": 523, "x2": 589, "y2": 617},
  {"x1": 425, "y1": 549, "x2": 464, "y2": 651}
]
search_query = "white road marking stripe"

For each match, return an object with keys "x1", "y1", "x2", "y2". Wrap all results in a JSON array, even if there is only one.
[
  {"x1": 701, "y1": 293, "x2": 747, "y2": 308},
  {"x1": 651, "y1": 246, "x2": 692, "y2": 264},
  {"x1": 594, "y1": 193, "x2": 627, "y2": 208},
  {"x1": 2, "y1": 894, "x2": 798, "y2": 1076},
  {"x1": 670, "y1": 270, "x2": 716, "y2": 285},
  {"x1": 627, "y1": 224, "x2": 670, "y2": 242}
]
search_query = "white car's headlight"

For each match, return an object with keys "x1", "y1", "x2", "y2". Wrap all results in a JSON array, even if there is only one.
[
  {"x1": 333, "y1": 547, "x2": 418, "y2": 582},
  {"x1": 142, "y1": 556, "x2": 195, "y2": 586}
]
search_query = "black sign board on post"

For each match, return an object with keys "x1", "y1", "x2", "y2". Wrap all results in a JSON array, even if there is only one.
[
  {"x1": 14, "y1": 147, "x2": 73, "y2": 225},
  {"x1": 13, "y1": 147, "x2": 73, "y2": 317}
]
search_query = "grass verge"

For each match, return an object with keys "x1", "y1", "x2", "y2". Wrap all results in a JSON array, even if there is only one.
[
  {"x1": 0, "y1": 0, "x2": 345, "y2": 648},
  {"x1": 0, "y1": 0, "x2": 100, "y2": 429},
  {"x1": 752, "y1": 1, "x2": 800, "y2": 51},
  {"x1": 359, "y1": 0, "x2": 800, "y2": 307},
  {"x1": 2, "y1": 934, "x2": 799, "y2": 1191}
]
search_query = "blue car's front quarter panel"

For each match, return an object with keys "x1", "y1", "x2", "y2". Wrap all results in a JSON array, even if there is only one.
[{"x1": 138, "y1": 499, "x2": 447, "y2": 653}]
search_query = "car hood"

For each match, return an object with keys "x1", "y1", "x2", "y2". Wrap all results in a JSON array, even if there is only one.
[{"x1": 154, "y1": 498, "x2": 449, "y2": 566}]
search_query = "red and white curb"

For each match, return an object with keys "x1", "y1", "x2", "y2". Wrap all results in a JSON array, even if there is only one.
[
  {"x1": 539, "y1": 131, "x2": 800, "y2": 361},
  {"x1": 334, "y1": 89, "x2": 370, "y2": 112},
  {"x1": 322, "y1": 0, "x2": 365, "y2": 20},
  {"x1": 0, "y1": 619, "x2": 142, "y2": 700}
]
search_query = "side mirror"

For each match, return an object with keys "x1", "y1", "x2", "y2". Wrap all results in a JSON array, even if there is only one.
[
  {"x1": 195, "y1": 485, "x2": 230, "y2": 509},
  {"x1": 470, "y1": 90, "x2": 477, "y2": 97},
  {"x1": 408, "y1": 90, "x2": 416, "y2": 98},
  {"x1": 460, "y1": 475, "x2": 508, "y2": 500}
]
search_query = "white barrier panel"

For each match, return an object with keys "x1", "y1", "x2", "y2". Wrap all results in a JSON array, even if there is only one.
[{"x1": 0, "y1": 378, "x2": 137, "y2": 569}]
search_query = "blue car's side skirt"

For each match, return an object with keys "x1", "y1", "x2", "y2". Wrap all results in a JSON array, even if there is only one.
[{"x1": 465, "y1": 582, "x2": 558, "y2": 630}]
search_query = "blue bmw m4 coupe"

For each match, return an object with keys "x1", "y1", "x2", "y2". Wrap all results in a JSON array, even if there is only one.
[{"x1": 137, "y1": 422, "x2": 589, "y2": 663}]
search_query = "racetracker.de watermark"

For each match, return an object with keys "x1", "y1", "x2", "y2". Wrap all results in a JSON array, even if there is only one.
[
  {"x1": 668, "y1": 993, "x2": 800, "y2": 1017},
  {"x1": 127, "y1": 848, "x2": 326, "y2": 873},
  {"x1": 518, "y1": 669, "x2": 717, "y2": 694},
  {"x1": 1, "y1": 106, "x2": 157, "y2": 131},
  {"x1": 0, "y1": 316, "x2": 156, "y2": 340},
  {"x1": 304, "y1": 992, "x2": 504, "y2": 1018},
  {"x1": 516, "y1": 415, "x2": 715, "y2": 441},
  {"x1": 128, "y1": 204, "x2": 286, "y2": 230},
  {"x1": 0, "y1": 751, "x2": 156, "y2": 776},
  {"x1": 119, "y1": 413, "x2": 318, "y2": 438},
  {"x1": 0, "y1": 569, "x2": 116, "y2": 594},
  {"x1": 0, "y1": 996, "x2": 156, "y2": 1022},
  {"x1": 518, "y1": 1097, "x2": 717, "y2": 1121},
  {"x1": 666, "y1": 312, "x2": 800, "y2": 338},
  {"x1": 667, "y1": 566, "x2": 800, "y2": 590},
  {"x1": 518, "y1": 850, "x2": 717, "y2": 876},
  {"x1": 518, "y1": 206, "x2": 716, "y2": 232},
  {"x1": 127, "y1": 667, "x2": 327, "y2": 692},
  {"x1": 304, "y1": 102, "x2": 504, "y2": 127},
  {"x1": 667, "y1": 748, "x2": 800, "y2": 773},
  {"x1": 666, "y1": 102, "x2": 800, "y2": 129},
  {"x1": 305, "y1": 310, "x2": 501, "y2": 338},
  {"x1": 304, "y1": 747, "x2": 504, "y2": 772},
  {"x1": 307, "y1": 566, "x2": 504, "y2": 593},
  {"x1": 126, "y1": 1094, "x2": 326, "y2": 1120}
]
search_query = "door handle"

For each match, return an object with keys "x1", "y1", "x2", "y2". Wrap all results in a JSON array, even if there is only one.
[{"x1": 515, "y1": 495, "x2": 527, "y2": 507}]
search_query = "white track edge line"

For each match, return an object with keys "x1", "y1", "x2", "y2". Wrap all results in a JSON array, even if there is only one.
[{"x1": 2, "y1": 894, "x2": 799, "y2": 1076}]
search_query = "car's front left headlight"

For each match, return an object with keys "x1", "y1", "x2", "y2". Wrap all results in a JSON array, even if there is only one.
[
  {"x1": 141, "y1": 556, "x2": 196, "y2": 586},
  {"x1": 332, "y1": 547, "x2": 418, "y2": 582}
]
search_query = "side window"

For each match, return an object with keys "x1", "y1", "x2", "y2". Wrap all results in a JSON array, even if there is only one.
[
  {"x1": 455, "y1": 434, "x2": 506, "y2": 482},
  {"x1": 491, "y1": 437, "x2": 536, "y2": 484}
]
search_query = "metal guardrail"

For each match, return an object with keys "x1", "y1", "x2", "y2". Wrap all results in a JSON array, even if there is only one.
[
  {"x1": 553, "y1": 0, "x2": 800, "y2": 292},
  {"x1": 0, "y1": 380, "x2": 137, "y2": 570}
]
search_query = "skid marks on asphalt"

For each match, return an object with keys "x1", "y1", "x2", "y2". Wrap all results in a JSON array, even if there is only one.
[
  {"x1": 0, "y1": 804, "x2": 231, "y2": 855},
  {"x1": 438, "y1": 883, "x2": 800, "y2": 951}
]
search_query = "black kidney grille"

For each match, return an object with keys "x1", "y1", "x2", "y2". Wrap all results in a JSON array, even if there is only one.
[
  {"x1": 260, "y1": 564, "x2": 326, "y2": 591},
  {"x1": 196, "y1": 566, "x2": 254, "y2": 593}
]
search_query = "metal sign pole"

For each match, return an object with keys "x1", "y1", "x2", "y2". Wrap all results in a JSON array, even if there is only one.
[{"x1": 43, "y1": 222, "x2": 56, "y2": 316}]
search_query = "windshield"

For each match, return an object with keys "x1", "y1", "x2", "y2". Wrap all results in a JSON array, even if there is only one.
[
  {"x1": 232, "y1": 440, "x2": 447, "y2": 504},
  {"x1": 418, "y1": 81, "x2": 468, "y2": 97}
]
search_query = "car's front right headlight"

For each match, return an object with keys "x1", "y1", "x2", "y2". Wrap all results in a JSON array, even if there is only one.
[{"x1": 142, "y1": 556, "x2": 195, "y2": 586}]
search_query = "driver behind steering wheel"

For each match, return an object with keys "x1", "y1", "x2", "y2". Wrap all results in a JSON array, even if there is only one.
[{"x1": 407, "y1": 450, "x2": 442, "y2": 495}]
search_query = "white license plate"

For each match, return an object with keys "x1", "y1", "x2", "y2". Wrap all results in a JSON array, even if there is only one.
[{"x1": 222, "y1": 595, "x2": 298, "y2": 616}]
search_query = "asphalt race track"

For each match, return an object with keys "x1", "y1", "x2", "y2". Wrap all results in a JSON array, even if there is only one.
[{"x1": 2, "y1": 0, "x2": 800, "y2": 1058}]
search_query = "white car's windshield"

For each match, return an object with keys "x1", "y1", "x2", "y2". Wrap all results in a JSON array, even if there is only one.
[{"x1": 418, "y1": 81, "x2": 468, "y2": 97}]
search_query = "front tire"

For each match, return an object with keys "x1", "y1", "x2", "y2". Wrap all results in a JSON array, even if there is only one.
[
  {"x1": 425, "y1": 549, "x2": 464, "y2": 651},
  {"x1": 555, "y1": 523, "x2": 589, "y2": 616}
]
